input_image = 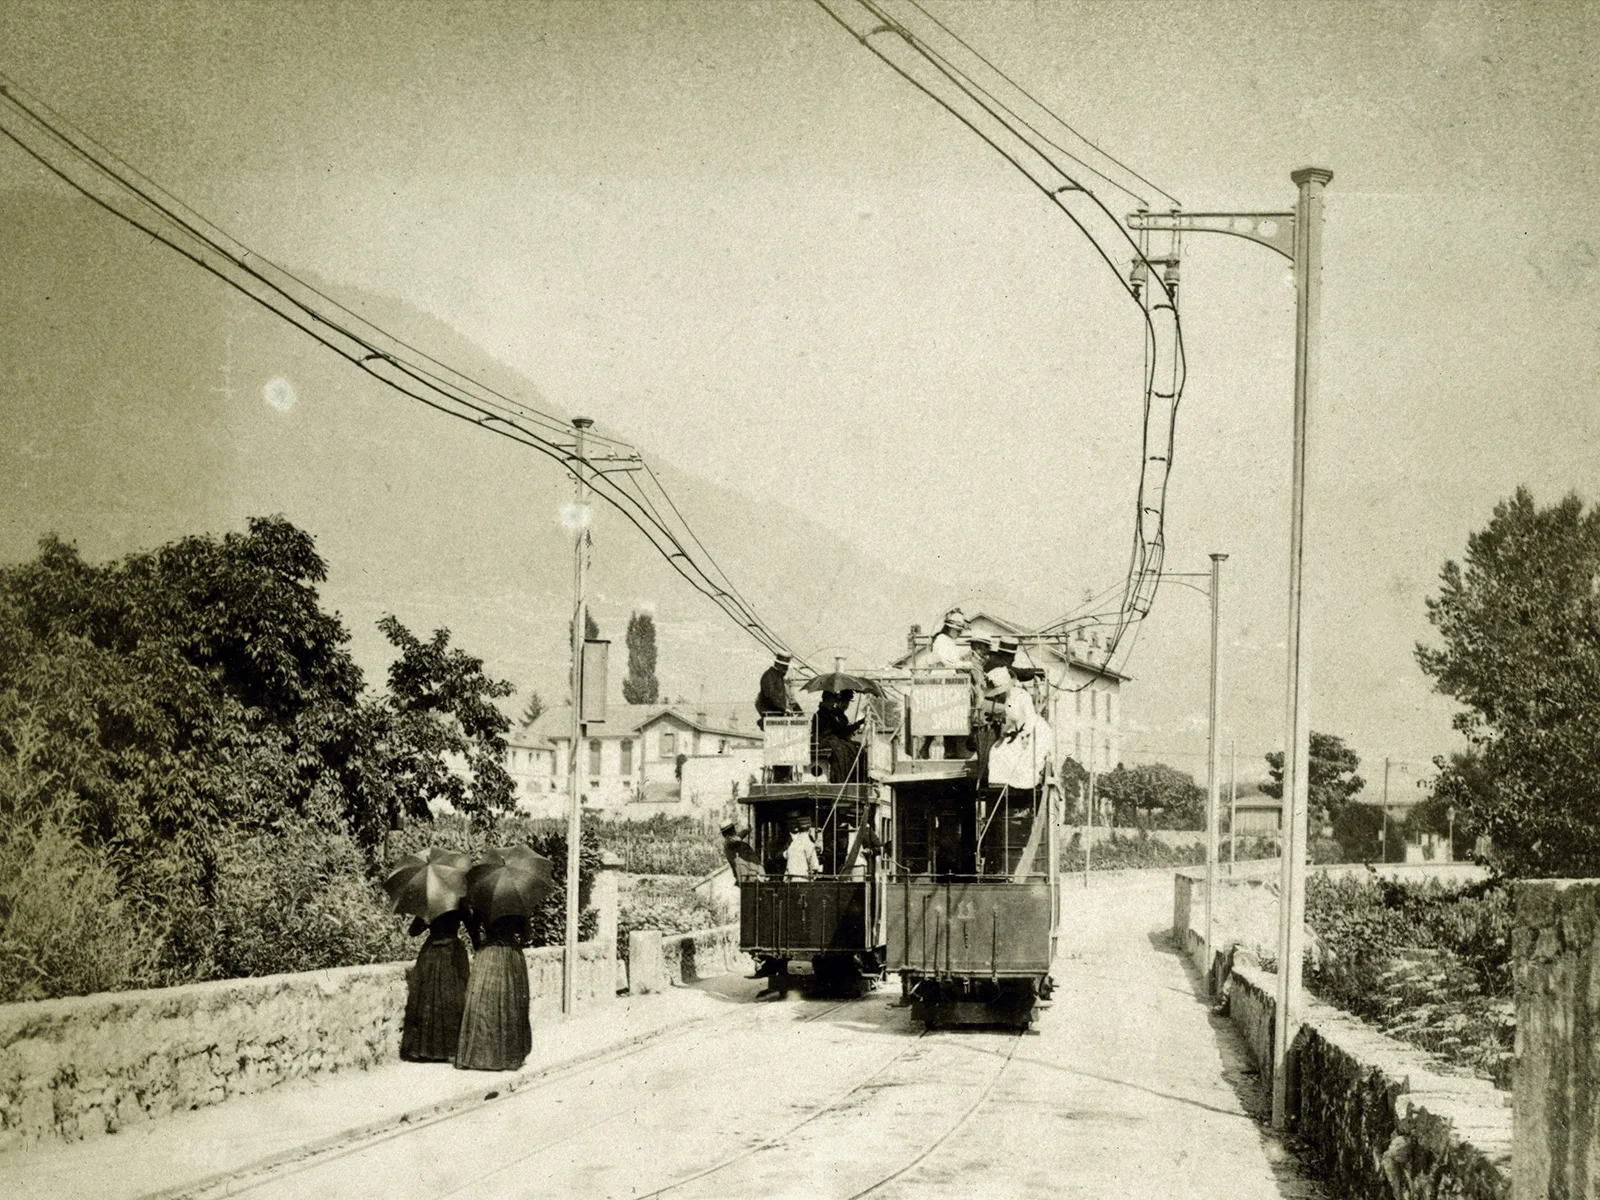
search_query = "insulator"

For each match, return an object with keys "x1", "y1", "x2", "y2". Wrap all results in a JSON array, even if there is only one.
[
  {"x1": 1162, "y1": 260, "x2": 1180, "y2": 297},
  {"x1": 1130, "y1": 259, "x2": 1147, "y2": 298}
]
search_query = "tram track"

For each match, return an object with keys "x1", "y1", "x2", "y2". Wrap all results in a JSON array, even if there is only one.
[
  {"x1": 180, "y1": 992, "x2": 861, "y2": 1200},
  {"x1": 640, "y1": 1021, "x2": 1026, "y2": 1200}
]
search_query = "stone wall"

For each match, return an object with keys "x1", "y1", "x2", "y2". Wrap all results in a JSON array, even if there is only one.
[
  {"x1": 1512, "y1": 879, "x2": 1600, "y2": 1200},
  {"x1": 658, "y1": 924, "x2": 749, "y2": 986},
  {"x1": 1173, "y1": 870, "x2": 1511, "y2": 1198},
  {"x1": 0, "y1": 939, "x2": 615, "y2": 1152}
]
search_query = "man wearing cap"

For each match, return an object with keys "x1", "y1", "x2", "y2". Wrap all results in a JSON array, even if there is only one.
[
  {"x1": 784, "y1": 813, "x2": 821, "y2": 878},
  {"x1": 756, "y1": 653, "x2": 802, "y2": 729}
]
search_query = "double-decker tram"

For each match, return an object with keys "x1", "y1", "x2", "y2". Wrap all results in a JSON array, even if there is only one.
[
  {"x1": 738, "y1": 708, "x2": 890, "y2": 996},
  {"x1": 738, "y1": 659, "x2": 1061, "y2": 1023},
  {"x1": 882, "y1": 666, "x2": 1062, "y2": 1029}
]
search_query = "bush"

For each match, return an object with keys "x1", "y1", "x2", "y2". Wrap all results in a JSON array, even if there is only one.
[
  {"x1": 1304, "y1": 872, "x2": 1515, "y2": 1085},
  {"x1": 1063, "y1": 833, "x2": 1205, "y2": 871},
  {"x1": 617, "y1": 877, "x2": 723, "y2": 962},
  {"x1": 211, "y1": 820, "x2": 412, "y2": 978},
  {"x1": 0, "y1": 822, "x2": 162, "y2": 1001}
]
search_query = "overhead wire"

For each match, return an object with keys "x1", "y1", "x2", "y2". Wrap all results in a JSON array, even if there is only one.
[
  {"x1": 812, "y1": 0, "x2": 1187, "y2": 672},
  {"x1": 0, "y1": 74, "x2": 802, "y2": 664}
]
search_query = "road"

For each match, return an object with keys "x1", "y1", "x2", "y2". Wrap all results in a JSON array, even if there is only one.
[{"x1": 203, "y1": 877, "x2": 1320, "y2": 1199}]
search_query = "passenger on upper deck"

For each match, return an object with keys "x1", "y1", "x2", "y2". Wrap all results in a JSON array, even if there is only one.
[
  {"x1": 755, "y1": 652, "x2": 802, "y2": 729},
  {"x1": 984, "y1": 669, "x2": 1055, "y2": 794},
  {"x1": 814, "y1": 689, "x2": 864, "y2": 783},
  {"x1": 929, "y1": 609, "x2": 974, "y2": 669}
]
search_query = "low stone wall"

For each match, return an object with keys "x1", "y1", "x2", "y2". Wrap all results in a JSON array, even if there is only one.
[
  {"x1": 1173, "y1": 869, "x2": 1511, "y2": 1197},
  {"x1": 1512, "y1": 879, "x2": 1600, "y2": 1200},
  {"x1": 659, "y1": 924, "x2": 749, "y2": 986},
  {"x1": 0, "y1": 940, "x2": 614, "y2": 1152}
]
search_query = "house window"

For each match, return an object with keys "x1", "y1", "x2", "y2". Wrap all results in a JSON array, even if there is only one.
[
  {"x1": 588, "y1": 739, "x2": 602, "y2": 777},
  {"x1": 1075, "y1": 691, "x2": 1082, "y2": 717},
  {"x1": 718, "y1": 738, "x2": 727, "y2": 754},
  {"x1": 1106, "y1": 693, "x2": 1115, "y2": 724},
  {"x1": 1074, "y1": 732, "x2": 1082, "y2": 761},
  {"x1": 1091, "y1": 690, "x2": 1099, "y2": 721},
  {"x1": 620, "y1": 739, "x2": 633, "y2": 776},
  {"x1": 660, "y1": 731, "x2": 676, "y2": 759}
]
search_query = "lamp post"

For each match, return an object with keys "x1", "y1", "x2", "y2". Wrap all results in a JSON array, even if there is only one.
[
  {"x1": 1203, "y1": 553, "x2": 1227, "y2": 996},
  {"x1": 564, "y1": 416, "x2": 593, "y2": 1016},
  {"x1": 1129, "y1": 166, "x2": 1332, "y2": 1129}
]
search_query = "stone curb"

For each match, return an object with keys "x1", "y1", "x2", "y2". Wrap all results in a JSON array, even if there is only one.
[{"x1": 150, "y1": 1003, "x2": 720, "y2": 1200}]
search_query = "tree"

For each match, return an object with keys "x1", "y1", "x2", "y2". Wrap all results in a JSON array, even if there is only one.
[
  {"x1": 622, "y1": 612, "x2": 660, "y2": 705},
  {"x1": 1416, "y1": 488, "x2": 1600, "y2": 876},
  {"x1": 518, "y1": 692, "x2": 546, "y2": 729},
  {"x1": 1096, "y1": 762, "x2": 1205, "y2": 831},
  {"x1": 1261, "y1": 731, "x2": 1365, "y2": 832}
]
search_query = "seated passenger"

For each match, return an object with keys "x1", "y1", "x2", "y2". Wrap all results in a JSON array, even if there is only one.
[{"x1": 813, "y1": 689, "x2": 864, "y2": 783}]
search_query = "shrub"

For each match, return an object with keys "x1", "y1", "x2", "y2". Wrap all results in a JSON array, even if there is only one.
[
  {"x1": 211, "y1": 820, "x2": 411, "y2": 978},
  {"x1": 617, "y1": 877, "x2": 723, "y2": 962},
  {"x1": 0, "y1": 822, "x2": 162, "y2": 1001}
]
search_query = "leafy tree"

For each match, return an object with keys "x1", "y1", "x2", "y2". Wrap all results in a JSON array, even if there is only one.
[
  {"x1": 622, "y1": 612, "x2": 660, "y2": 705},
  {"x1": 368, "y1": 616, "x2": 515, "y2": 842},
  {"x1": 1408, "y1": 751, "x2": 1487, "y2": 861},
  {"x1": 1416, "y1": 488, "x2": 1600, "y2": 875},
  {"x1": 1261, "y1": 731, "x2": 1365, "y2": 832},
  {"x1": 1096, "y1": 762, "x2": 1205, "y2": 831}
]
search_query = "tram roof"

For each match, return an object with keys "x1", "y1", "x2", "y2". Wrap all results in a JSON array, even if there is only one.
[{"x1": 744, "y1": 782, "x2": 875, "y2": 805}]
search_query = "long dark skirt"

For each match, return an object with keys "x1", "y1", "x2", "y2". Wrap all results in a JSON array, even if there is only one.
[
  {"x1": 454, "y1": 943, "x2": 531, "y2": 1071},
  {"x1": 401, "y1": 937, "x2": 470, "y2": 1062}
]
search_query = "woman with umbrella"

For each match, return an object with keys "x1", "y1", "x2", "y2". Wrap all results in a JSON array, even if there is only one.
[
  {"x1": 455, "y1": 846, "x2": 553, "y2": 1072},
  {"x1": 384, "y1": 848, "x2": 472, "y2": 1063}
]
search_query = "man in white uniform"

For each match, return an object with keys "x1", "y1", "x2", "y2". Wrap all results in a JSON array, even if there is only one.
[{"x1": 784, "y1": 815, "x2": 821, "y2": 878}]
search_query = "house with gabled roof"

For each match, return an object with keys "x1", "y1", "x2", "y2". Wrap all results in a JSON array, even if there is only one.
[
  {"x1": 895, "y1": 609, "x2": 1130, "y2": 775},
  {"x1": 505, "y1": 701, "x2": 761, "y2": 819}
]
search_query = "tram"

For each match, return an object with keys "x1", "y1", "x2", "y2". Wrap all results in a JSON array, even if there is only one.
[
  {"x1": 883, "y1": 667, "x2": 1062, "y2": 1029},
  {"x1": 738, "y1": 714, "x2": 890, "y2": 995},
  {"x1": 739, "y1": 664, "x2": 1061, "y2": 1023}
]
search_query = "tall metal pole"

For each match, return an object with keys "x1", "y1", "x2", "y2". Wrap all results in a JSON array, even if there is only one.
[
  {"x1": 1273, "y1": 166, "x2": 1331, "y2": 1129},
  {"x1": 1203, "y1": 553, "x2": 1227, "y2": 995},
  {"x1": 563, "y1": 416, "x2": 593, "y2": 1016}
]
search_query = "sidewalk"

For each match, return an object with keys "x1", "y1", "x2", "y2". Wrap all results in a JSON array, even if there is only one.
[{"x1": 4, "y1": 986, "x2": 723, "y2": 1200}]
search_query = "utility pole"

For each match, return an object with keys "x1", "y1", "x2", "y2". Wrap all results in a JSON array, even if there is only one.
[
  {"x1": 563, "y1": 416, "x2": 594, "y2": 1016},
  {"x1": 1382, "y1": 755, "x2": 1391, "y2": 864},
  {"x1": 1126, "y1": 166, "x2": 1332, "y2": 1127},
  {"x1": 1203, "y1": 553, "x2": 1227, "y2": 994},
  {"x1": 1272, "y1": 167, "x2": 1331, "y2": 1127}
]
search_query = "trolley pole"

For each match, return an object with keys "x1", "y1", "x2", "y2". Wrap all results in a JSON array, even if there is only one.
[
  {"x1": 1272, "y1": 166, "x2": 1331, "y2": 1128},
  {"x1": 563, "y1": 416, "x2": 594, "y2": 1016},
  {"x1": 1203, "y1": 552, "x2": 1227, "y2": 996}
]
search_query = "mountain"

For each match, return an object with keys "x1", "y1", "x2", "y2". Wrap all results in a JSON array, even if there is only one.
[{"x1": 0, "y1": 191, "x2": 971, "y2": 705}]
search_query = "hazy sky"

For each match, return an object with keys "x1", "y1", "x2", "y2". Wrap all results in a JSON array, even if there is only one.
[{"x1": 2, "y1": 0, "x2": 1597, "y2": 780}]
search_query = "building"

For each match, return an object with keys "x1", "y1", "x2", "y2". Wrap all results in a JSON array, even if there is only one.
[
  {"x1": 506, "y1": 702, "x2": 762, "y2": 820},
  {"x1": 895, "y1": 610, "x2": 1128, "y2": 774}
]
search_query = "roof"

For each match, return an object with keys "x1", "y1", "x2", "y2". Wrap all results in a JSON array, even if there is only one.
[{"x1": 513, "y1": 701, "x2": 761, "y2": 746}]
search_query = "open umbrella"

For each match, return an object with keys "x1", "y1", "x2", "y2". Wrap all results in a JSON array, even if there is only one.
[
  {"x1": 800, "y1": 671, "x2": 883, "y2": 698},
  {"x1": 383, "y1": 847, "x2": 471, "y2": 922},
  {"x1": 466, "y1": 846, "x2": 555, "y2": 924}
]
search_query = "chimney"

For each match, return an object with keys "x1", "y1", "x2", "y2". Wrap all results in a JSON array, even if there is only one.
[{"x1": 908, "y1": 623, "x2": 922, "y2": 652}]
